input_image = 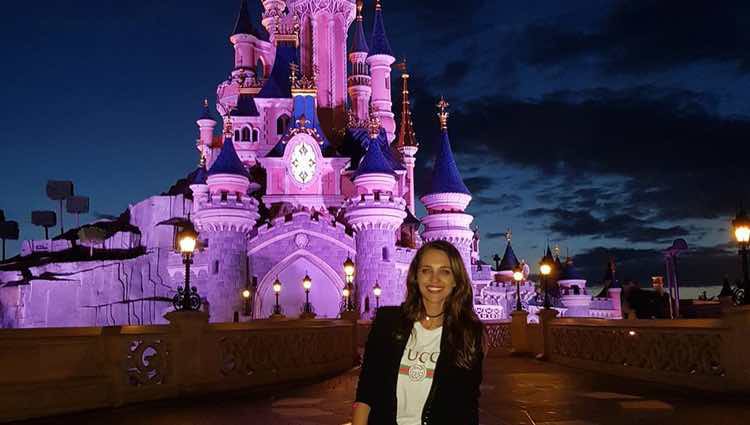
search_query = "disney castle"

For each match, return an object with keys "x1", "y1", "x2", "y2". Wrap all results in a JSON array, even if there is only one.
[{"x1": 0, "y1": 0, "x2": 621, "y2": 327}]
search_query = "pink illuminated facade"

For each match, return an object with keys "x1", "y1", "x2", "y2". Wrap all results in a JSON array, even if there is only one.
[{"x1": 0, "y1": 0, "x2": 621, "y2": 327}]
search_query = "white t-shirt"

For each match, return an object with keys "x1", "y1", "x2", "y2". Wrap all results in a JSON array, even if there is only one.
[{"x1": 396, "y1": 321, "x2": 443, "y2": 425}]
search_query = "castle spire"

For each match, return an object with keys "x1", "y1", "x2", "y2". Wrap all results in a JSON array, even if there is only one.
[
  {"x1": 232, "y1": 0, "x2": 261, "y2": 38},
  {"x1": 370, "y1": 0, "x2": 393, "y2": 56},
  {"x1": 394, "y1": 60, "x2": 417, "y2": 149},
  {"x1": 351, "y1": 0, "x2": 370, "y2": 54},
  {"x1": 424, "y1": 97, "x2": 469, "y2": 196}
]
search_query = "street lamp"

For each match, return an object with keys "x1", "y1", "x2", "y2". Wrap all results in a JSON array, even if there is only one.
[
  {"x1": 733, "y1": 207, "x2": 750, "y2": 304},
  {"x1": 242, "y1": 288, "x2": 251, "y2": 316},
  {"x1": 302, "y1": 273, "x2": 313, "y2": 314},
  {"x1": 539, "y1": 255, "x2": 553, "y2": 310},
  {"x1": 373, "y1": 282, "x2": 382, "y2": 310},
  {"x1": 173, "y1": 223, "x2": 202, "y2": 311},
  {"x1": 272, "y1": 277, "x2": 283, "y2": 316},
  {"x1": 343, "y1": 257, "x2": 355, "y2": 311},
  {"x1": 513, "y1": 266, "x2": 524, "y2": 311}
]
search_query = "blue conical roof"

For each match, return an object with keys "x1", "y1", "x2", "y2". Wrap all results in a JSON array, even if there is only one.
[
  {"x1": 352, "y1": 136, "x2": 397, "y2": 178},
  {"x1": 231, "y1": 93, "x2": 260, "y2": 117},
  {"x1": 498, "y1": 242, "x2": 520, "y2": 271},
  {"x1": 351, "y1": 17, "x2": 369, "y2": 54},
  {"x1": 208, "y1": 137, "x2": 247, "y2": 176},
  {"x1": 258, "y1": 44, "x2": 297, "y2": 99},
  {"x1": 232, "y1": 0, "x2": 262, "y2": 38},
  {"x1": 191, "y1": 165, "x2": 208, "y2": 185},
  {"x1": 559, "y1": 259, "x2": 585, "y2": 280},
  {"x1": 198, "y1": 100, "x2": 216, "y2": 121},
  {"x1": 426, "y1": 130, "x2": 470, "y2": 195},
  {"x1": 370, "y1": 4, "x2": 393, "y2": 56}
]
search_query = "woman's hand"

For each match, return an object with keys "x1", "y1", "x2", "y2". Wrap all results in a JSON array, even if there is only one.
[{"x1": 351, "y1": 401, "x2": 371, "y2": 425}]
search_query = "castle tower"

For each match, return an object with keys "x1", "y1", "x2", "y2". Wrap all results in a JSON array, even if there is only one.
[
  {"x1": 347, "y1": 1, "x2": 372, "y2": 123},
  {"x1": 367, "y1": 0, "x2": 396, "y2": 142},
  {"x1": 344, "y1": 116, "x2": 406, "y2": 308},
  {"x1": 392, "y1": 61, "x2": 418, "y2": 213},
  {"x1": 287, "y1": 0, "x2": 356, "y2": 133},
  {"x1": 192, "y1": 123, "x2": 260, "y2": 322},
  {"x1": 230, "y1": 0, "x2": 265, "y2": 73},
  {"x1": 196, "y1": 99, "x2": 218, "y2": 166},
  {"x1": 419, "y1": 98, "x2": 474, "y2": 272}
]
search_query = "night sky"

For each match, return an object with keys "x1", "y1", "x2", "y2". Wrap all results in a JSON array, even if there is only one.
[{"x1": 1, "y1": 0, "x2": 749, "y2": 290}]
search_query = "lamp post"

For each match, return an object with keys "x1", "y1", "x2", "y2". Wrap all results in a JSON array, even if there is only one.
[
  {"x1": 172, "y1": 223, "x2": 202, "y2": 311},
  {"x1": 301, "y1": 273, "x2": 314, "y2": 317},
  {"x1": 373, "y1": 282, "x2": 382, "y2": 310},
  {"x1": 271, "y1": 277, "x2": 284, "y2": 318},
  {"x1": 343, "y1": 256, "x2": 355, "y2": 311},
  {"x1": 733, "y1": 207, "x2": 750, "y2": 304},
  {"x1": 242, "y1": 288, "x2": 251, "y2": 316},
  {"x1": 513, "y1": 266, "x2": 524, "y2": 311},
  {"x1": 342, "y1": 286, "x2": 351, "y2": 312},
  {"x1": 539, "y1": 255, "x2": 553, "y2": 310}
]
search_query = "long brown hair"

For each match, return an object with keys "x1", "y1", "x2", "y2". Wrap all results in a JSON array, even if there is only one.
[{"x1": 402, "y1": 240, "x2": 484, "y2": 369}]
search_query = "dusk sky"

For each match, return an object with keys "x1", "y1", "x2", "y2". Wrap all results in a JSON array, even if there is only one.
[{"x1": 1, "y1": 0, "x2": 749, "y2": 289}]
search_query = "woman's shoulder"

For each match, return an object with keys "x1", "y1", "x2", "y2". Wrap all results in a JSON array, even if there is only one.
[{"x1": 372, "y1": 305, "x2": 405, "y2": 327}]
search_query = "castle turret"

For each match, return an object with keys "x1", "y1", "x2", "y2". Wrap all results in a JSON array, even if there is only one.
[
  {"x1": 558, "y1": 258, "x2": 591, "y2": 317},
  {"x1": 192, "y1": 123, "x2": 260, "y2": 322},
  {"x1": 419, "y1": 98, "x2": 474, "y2": 272},
  {"x1": 392, "y1": 61, "x2": 419, "y2": 214},
  {"x1": 197, "y1": 99, "x2": 218, "y2": 164},
  {"x1": 260, "y1": 0, "x2": 287, "y2": 39},
  {"x1": 367, "y1": 0, "x2": 396, "y2": 142},
  {"x1": 497, "y1": 236, "x2": 520, "y2": 282},
  {"x1": 230, "y1": 0, "x2": 264, "y2": 72},
  {"x1": 344, "y1": 115, "x2": 407, "y2": 308},
  {"x1": 348, "y1": 1, "x2": 372, "y2": 123}
]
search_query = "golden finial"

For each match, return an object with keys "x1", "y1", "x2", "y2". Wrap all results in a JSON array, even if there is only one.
[
  {"x1": 199, "y1": 151, "x2": 206, "y2": 168},
  {"x1": 375, "y1": 0, "x2": 382, "y2": 12},
  {"x1": 437, "y1": 96, "x2": 450, "y2": 131},
  {"x1": 368, "y1": 109, "x2": 381, "y2": 139},
  {"x1": 553, "y1": 244, "x2": 561, "y2": 258},
  {"x1": 289, "y1": 62, "x2": 299, "y2": 87},
  {"x1": 505, "y1": 228, "x2": 512, "y2": 243},
  {"x1": 203, "y1": 98, "x2": 209, "y2": 108},
  {"x1": 356, "y1": 0, "x2": 364, "y2": 19}
]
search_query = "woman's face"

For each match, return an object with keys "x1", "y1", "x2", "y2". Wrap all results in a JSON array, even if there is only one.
[{"x1": 417, "y1": 248, "x2": 456, "y2": 308}]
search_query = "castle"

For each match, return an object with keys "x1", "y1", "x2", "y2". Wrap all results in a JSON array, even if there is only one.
[{"x1": 0, "y1": 0, "x2": 621, "y2": 327}]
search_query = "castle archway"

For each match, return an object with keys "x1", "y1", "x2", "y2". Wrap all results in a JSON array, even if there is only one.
[{"x1": 254, "y1": 249, "x2": 345, "y2": 319}]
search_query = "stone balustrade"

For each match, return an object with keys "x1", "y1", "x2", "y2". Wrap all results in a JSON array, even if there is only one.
[{"x1": 0, "y1": 312, "x2": 357, "y2": 423}]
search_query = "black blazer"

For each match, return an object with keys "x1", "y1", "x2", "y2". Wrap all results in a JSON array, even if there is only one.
[{"x1": 355, "y1": 306, "x2": 483, "y2": 425}]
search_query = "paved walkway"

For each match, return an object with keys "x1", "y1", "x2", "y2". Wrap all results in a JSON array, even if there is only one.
[{"x1": 14, "y1": 356, "x2": 750, "y2": 425}]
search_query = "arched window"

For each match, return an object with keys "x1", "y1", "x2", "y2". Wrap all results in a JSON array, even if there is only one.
[
  {"x1": 276, "y1": 114, "x2": 290, "y2": 135},
  {"x1": 256, "y1": 59, "x2": 265, "y2": 80},
  {"x1": 241, "y1": 127, "x2": 251, "y2": 141},
  {"x1": 212, "y1": 260, "x2": 219, "y2": 274},
  {"x1": 382, "y1": 246, "x2": 390, "y2": 261},
  {"x1": 252, "y1": 128, "x2": 260, "y2": 143},
  {"x1": 234, "y1": 129, "x2": 240, "y2": 141}
]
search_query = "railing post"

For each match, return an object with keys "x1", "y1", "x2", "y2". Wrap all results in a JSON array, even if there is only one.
[
  {"x1": 510, "y1": 311, "x2": 530, "y2": 356},
  {"x1": 720, "y1": 305, "x2": 750, "y2": 390},
  {"x1": 101, "y1": 326, "x2": 126, "y2": 407},
  {"x1": 165, "y1": 310, "x2": 210, "y2": 393},
  {"x1": 537, "y1": 308, "x2": 559, "y2": 360}
]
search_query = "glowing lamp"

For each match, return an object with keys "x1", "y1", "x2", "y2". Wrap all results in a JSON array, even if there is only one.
[
  {"x1": 540, "y1": 263, "x2": 552, "y2": 276},
  {"x1": 343, "y1": 287, "x2": 350, "y2": 297},
  {"x1": 273, "y1": 278, "x2": 282, "y2": 293},
  {"x1": 242, "y1": 289, "x2": 251, "y2": 299},
  {"x1": 177, "y1": 224, "x2": 198, "y2": 254},
  {"x1": 513, "y1": 270, "x2": 524, "y2": 282},
  {"x1": 373, "y1": 283, "x2": 382, "y2": 298},
  {"x1": 343, "y1": 257, "x2": 355, "y2": 277},
  {"x1": 302, "y1": 274, "x2": 312, "y2": 290}
]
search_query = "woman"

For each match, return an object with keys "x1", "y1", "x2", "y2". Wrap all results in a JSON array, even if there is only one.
[{"x1": 352, "y1": 240, "x2": 485, "y2": 425}]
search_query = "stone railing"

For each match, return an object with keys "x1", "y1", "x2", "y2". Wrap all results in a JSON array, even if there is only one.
[
  {"x1": 0, "y1": 312, "x2": 357, "y2": 423},
  {"x1": 507, "y1": 306, "x2": 750, "y2": 392},
  {"x1": 484, "y1": 321, "x2": 512, "y2": 357}
]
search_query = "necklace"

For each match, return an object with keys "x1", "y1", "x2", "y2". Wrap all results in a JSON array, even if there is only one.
[{"x1": 425, "y1": 311, "x2": 444, "y2": 321}]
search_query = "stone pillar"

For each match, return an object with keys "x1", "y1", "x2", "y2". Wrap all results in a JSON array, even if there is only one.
[
  {"x1": 510, "y1": 310, "x2": 530, "y2": 356},
  {"x1": 537, "y1": 308, "x2": 559, "y2": 360},
  {"x1": 719, "y1": 305, "x2": 750, "y2": 390},
  {"x1": 609, "y1": 288, "x2": 623, "y2": 319},
  {"x1": 164, "y1": 310, "x2": 210, "y2": 392}
]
